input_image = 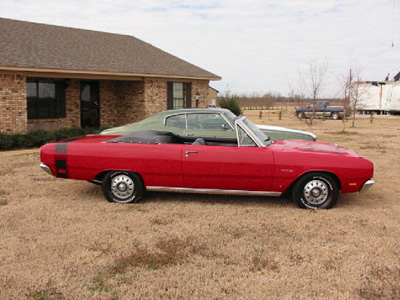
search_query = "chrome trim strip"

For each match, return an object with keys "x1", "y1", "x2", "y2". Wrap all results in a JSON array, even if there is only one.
[
  {"x1": 40, "y1": 163, "x2": 53, "y2": 176},
  {"x1": 360, "y1": 179, "x2": 375, "y2": 193},
  {"x1": 220, "y1": 113, "x2": 235, "y2": 130},
  {"x1": 235, "y1": 116, "x2": 266, "y2": 148},
  {"x1": 147, "y1": 186, "x2": 281, "y2": 197}
]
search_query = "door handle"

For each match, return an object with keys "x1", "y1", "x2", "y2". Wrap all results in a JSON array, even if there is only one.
[{"x1": 185, "y1": 151, "x2": 198, "y2": 157}]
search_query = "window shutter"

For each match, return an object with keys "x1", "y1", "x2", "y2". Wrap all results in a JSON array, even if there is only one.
[
  {"x1": 185, "y1": 82, "x2": 192, "y2": 108},
  {"x1": 167, "y1": 82, "x2": 173, "y2": 109}
]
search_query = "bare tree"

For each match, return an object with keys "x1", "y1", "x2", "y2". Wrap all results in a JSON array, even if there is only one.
[
  {"x1": 349, "y1": 72, "x2": 367, "y2": 127},
  {"x1": 308, "y1": 59, "x2": 329, "y2": 102},
  {"x1": 334, "y1": 68, "x2": 352, "y2": 132},
  {"x1": 294, "y1": 58, "x2": 329, "y2": 127}
]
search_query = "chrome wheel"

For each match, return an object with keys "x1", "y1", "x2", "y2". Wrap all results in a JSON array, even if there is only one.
[
  {"x1": 303, "y1": 179, "x2": 329, "y2": 205},
  {"x1": 102, "y1": 171, "x2": 144, "y2": 204},
  {"x1": 111, "y1": 174, "x2": 135, "y2": 200},
  {"x1": 292, "y1": 173, "x2": 339, "y2": 209}
]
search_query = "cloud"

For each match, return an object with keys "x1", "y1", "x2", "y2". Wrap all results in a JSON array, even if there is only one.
[{"x1": 1, "y1": 0, "x2": 399, "y2": 96}]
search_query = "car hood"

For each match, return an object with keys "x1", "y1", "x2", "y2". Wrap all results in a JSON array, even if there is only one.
[{"x1": 274, "y1": 140, "x2": 359, "y2": 156}]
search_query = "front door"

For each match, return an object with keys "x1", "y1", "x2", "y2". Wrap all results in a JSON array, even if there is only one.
[
  {"x1": 182, "y1": 145, "x2": 274, "y2": 191},
  {"x1": 80, "y1": 81, "x2": 100, "y2": 127}
]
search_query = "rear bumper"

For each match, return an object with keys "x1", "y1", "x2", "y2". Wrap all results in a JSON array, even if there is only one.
[
  {"x1": 40, "y1": 163, "x2": 53, "y2": 176},
  {"x1": 360, "y1": 179, "x2": 375, "y2": 193}
]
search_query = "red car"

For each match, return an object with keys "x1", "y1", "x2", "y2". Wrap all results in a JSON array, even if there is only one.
[{"x1": 40, "y1": 117, "x2": 374, "y2": 209}]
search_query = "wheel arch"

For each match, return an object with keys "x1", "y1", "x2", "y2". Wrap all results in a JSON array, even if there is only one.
[
  {"x1": 283, "y1": 170, "x2": 341, "y2": 196},
  {"x1": 92, "y1": 170, "x2": 145, "y2": 187}
]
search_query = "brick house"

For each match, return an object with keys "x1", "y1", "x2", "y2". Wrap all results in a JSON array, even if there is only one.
[{"x1": 0, "y1": 18, "x2": 221, "y2": 134}]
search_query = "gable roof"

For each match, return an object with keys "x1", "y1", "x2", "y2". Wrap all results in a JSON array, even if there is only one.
[
  {"x1": 0, "y1": 18, "x2": 220, "y2": 81},
  {"x1": 394, "y1": 71, "x2": 400, "y2": 81}
]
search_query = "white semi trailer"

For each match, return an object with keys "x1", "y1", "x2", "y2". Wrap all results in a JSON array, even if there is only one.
[{"x1": 350, "y1": 81, "x2": 400, "y2": 114}]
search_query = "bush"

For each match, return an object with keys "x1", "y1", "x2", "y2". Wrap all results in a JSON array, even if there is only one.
[
  {"x1": 0, "y1": 133, "x2": 13, "y2": 150},
  {"x1": 0, "y1": 127, "x2": 104, "y2": 151},
  {"x1": 218, "y1": 92, "x2": 243, "y2": 116}
]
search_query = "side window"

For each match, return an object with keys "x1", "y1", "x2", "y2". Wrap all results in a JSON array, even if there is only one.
[
  {"x1": 237, "y1": 126, "x2": 257, "y2": 147},
  {"x1": 187, "y1": 113, "x2": 232, "y2": 130},
  {"x1": 165, "y1": 115, "x2": 186, "y2": 129}
]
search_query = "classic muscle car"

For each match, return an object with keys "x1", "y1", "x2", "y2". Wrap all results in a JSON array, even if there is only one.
[
  {"x1": 100, "y1": 108, "x2": 317, "y2": 141},
  {"x1": 40, "y1": 116, "x2": 374, "y2": 209}
]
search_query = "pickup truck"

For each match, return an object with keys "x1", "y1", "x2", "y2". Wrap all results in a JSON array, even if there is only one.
[{"x1": 295, "y1": 101, "x2": 351, "y2": 120}]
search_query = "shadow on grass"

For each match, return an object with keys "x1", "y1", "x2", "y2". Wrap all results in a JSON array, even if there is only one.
[
  {"x1": 80, "y1": 182, "x2": 371, "y2": 210},
  {"x1": 144, "y1": 191, "x2": 294, "y2": 208}
]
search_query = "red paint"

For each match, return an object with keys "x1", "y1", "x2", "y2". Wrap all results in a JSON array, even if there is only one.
[{"x1": 40, "y1": 135, "x2": 374, "y2": 195}]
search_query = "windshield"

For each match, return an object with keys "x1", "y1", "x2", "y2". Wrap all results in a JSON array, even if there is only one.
[{"x1": 242, "y1": 118, "x2": 272, "y2": 146}]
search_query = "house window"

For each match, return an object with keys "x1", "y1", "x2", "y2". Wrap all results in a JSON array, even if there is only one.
[
  {"x1": 173, "y1": 83, "x2": 184, "y2": 109},
  {"x1": 27, "y1": 79, "x2": 66, "y2": 119},
  {"x1": 167, "y1": 82, "x2": 192, "y2": 109}
]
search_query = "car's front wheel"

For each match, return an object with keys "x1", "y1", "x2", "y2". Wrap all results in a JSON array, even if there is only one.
[
  {"x1": 102, "y1": 171, "x2": 144, "y2": 204},
  {"x1": 297, "y1": 112, "x2": 304, "y2": 119},
  {"x1": 292, "y1": 173, "x2": 339, "y2": 209}
]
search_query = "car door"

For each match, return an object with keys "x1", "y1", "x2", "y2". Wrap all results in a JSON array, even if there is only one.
[
  {"x1": 184, "y1": 113, "x2": 235, "y2": 137},
  {"x1": 182, "y1": 144, "x2": 274, "y2": 192}
]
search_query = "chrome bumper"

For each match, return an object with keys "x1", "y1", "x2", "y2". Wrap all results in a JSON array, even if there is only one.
[
  {"x1": 360, "y1": 179, "x2": 375, "y2": 193},
  {"x1": 40, "y1": 163, "x2": 53, "y2": 176}
]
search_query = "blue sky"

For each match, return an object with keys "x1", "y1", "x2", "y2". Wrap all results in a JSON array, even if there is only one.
[{"x1": 2, "y1": 0, "x2": 399, "y2": 97}]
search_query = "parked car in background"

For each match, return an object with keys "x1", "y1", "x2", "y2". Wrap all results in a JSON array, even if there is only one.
[
  {"x1": 40, "y1": 116, "x2": 374, "y2": 209},
  {"x1": 100, "y1": 108, "x2": 317, "y2": 141},
  {"x1": 257, "y1": 124, "x2": 316, "y2": 141},
  {"x1": 295, "y1": 101, "x2": 351, "y2": 120}
]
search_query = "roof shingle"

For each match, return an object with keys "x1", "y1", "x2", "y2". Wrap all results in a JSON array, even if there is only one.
[{"x1": 0, "y1": 18, "x2": 220, "y2": 80}]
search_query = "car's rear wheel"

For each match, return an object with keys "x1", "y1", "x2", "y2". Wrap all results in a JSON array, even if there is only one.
[
  {"x1": 331, "y1": 112, "x2": 340, "y2": 120},
  {"x1": 292, "y1": 173, "x2": 339, "y2": 209},
  {"x1": 102, "y1": 171, "x2": 144, "y2": 204}
]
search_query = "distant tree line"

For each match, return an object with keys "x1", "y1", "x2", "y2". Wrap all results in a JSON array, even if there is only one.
[{"x1": 218, "y1": 91, "x2": 344, "y2": 110}]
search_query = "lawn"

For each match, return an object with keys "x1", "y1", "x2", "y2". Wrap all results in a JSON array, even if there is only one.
[{"x1": 0, "y1": 111, "x2": 399, "y2": 300}]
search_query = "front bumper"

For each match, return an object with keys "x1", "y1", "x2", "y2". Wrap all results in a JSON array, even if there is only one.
[
  {"x1": 360, "y1": 179, "x2": 375, "y2": 193},
  {"x1": 40, "y1": 163, "x2": 53, "y2": 176}
]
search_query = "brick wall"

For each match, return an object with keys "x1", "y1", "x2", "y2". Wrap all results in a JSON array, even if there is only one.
[
  {"x1": 28, "y1": 79, "x2": 147, "y2": 130},
  {"x1": 143, "y1": 79, "x2": 168, "y2": 118},
  {"x1": 143, "y1": 78, "x2": 211, "y2": 117},
  {"x1": 64, "y1": 79, "x2": 81, "y2": 127},
  {"x1": 100, "y1": 80, "x2": 146, "y2": 127},
  {"x1": 0, "y1": 73, "x2": 212, "y2": 134},
  {"x1": 192, "y1": 80, "x2": 210, "y2": 107},
  {"x1": 0, "y1": 73, "x2": 27, "y2": 134}
]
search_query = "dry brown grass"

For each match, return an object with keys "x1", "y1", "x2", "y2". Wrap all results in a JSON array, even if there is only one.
[{"x1": 1, "y1": 112, "x2": 400, "y2": 300}]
